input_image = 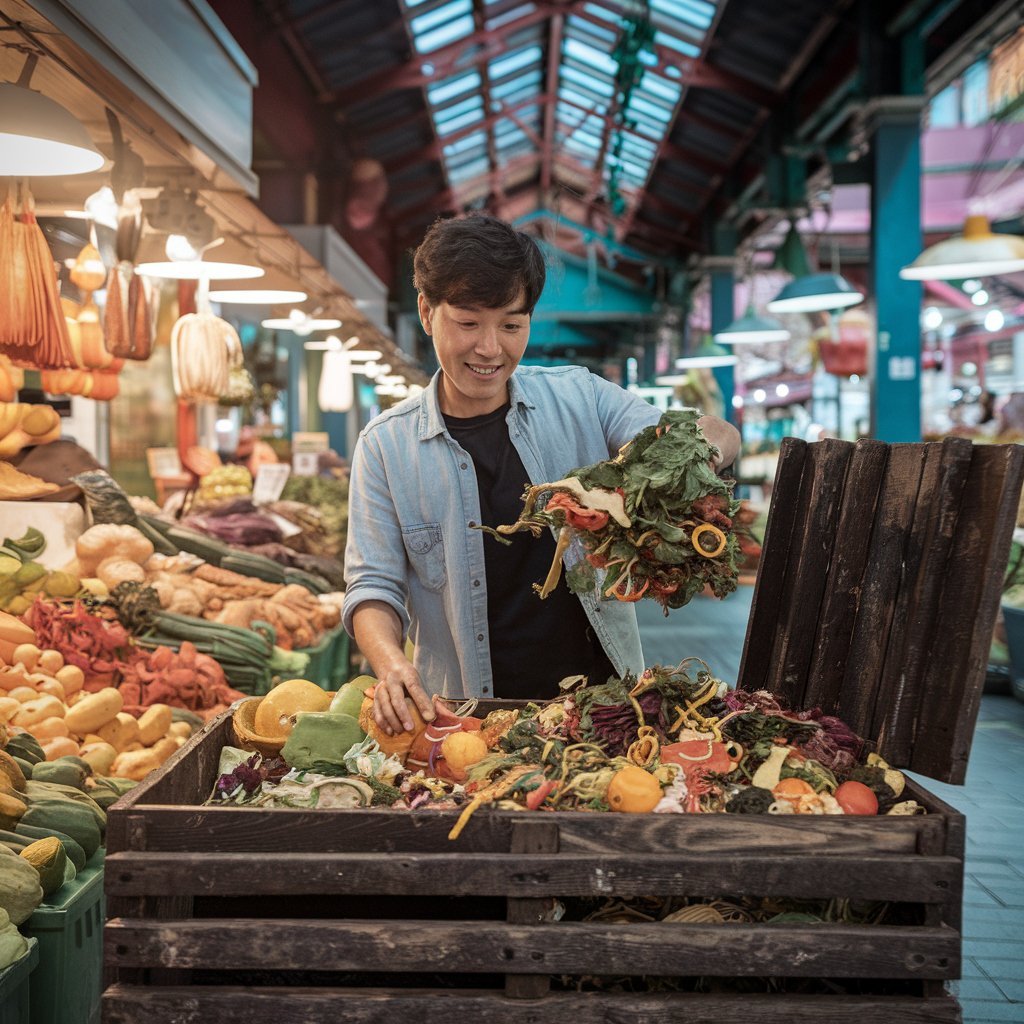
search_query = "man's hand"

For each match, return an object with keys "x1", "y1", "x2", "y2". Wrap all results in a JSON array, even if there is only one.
[
  {"x1": 352, "y1": 600, "x2": 436, "y2": 736},
  {"x1": 374, "y1": 660, "x2": 434, "y2": 736},
  {"x1": 698, "y1": 415, "x2": 741, "y2": 470}
]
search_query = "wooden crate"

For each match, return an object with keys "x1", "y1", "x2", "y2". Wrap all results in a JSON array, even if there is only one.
[{"x1": 102, "y1": 707, "x2": 964, "y2": 1024}]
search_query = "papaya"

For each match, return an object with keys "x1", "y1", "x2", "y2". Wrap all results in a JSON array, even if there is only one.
[
  {"x1": 14, "y1": 823, "x2": 86, "y2": 872},
  {"x1": 20, "y1": 837, "x2": 66, "y2": 896},
  {"x1": 19, "y1": 800, "x2": 100, "y2": 860},
  {"x1": 5, "y1": 734, "x2": 44, "y2": 766},
  {"x1": 32, "y1": 761, "x2": 89, "y2": 791}
]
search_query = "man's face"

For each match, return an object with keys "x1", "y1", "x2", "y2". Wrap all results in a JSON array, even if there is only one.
[{"x1": 418, "y1": 293, "x2": 531, "y2": 416}]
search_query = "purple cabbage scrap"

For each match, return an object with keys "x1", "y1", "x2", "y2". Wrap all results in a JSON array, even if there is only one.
[{"x1": 215, "y1": 754, "x2": 289, "y2": 801}]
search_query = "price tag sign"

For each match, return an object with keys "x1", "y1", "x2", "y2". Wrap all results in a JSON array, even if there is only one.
[
  {"x1": 292, "y1": 452, "x2": 320, "y2": 477},
  {"x1": 252, "y1": 463, "x2": 291, "y2": 503}
]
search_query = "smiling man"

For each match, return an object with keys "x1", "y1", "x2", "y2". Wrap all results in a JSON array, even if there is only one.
[{"x1": 343, "y1": 215, "x2": 739, "y2": 736}]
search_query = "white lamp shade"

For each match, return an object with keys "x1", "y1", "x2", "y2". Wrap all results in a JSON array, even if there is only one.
[
  {"x1": 0, "y1": 83, "x2": 105, "y2": 176},
  {"x1": 210, "y1": 289, "x2": 307, "y2": 304},
  {"x1": 319, "y1": 350, "x2": 353, "y2": 412},
  {"x1": 899, "y1": 215, "x2": 1024, "y2": 280},
  {"x1": 136, "y1": 261, "x2": 264, "y2": 281}
]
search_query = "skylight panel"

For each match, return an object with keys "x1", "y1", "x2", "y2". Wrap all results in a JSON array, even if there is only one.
[
  {"x1": 448, "y1": 156, "x2": 491, "y2": 183},
  {"x1": 558, "y1": 85, "x2": 607, "y2": 115},
  {"x1": 404, "y1": 0, "x2": 433, "y2": 7},
  {"x1": 582, "y1": 3, "x2": 621, "y2": 24},
  {"x1": 433, "y1": 94, "x2": 483, "y2": 120},
  {"x1": 567, "y1": 14, "x2": 616, "y2": 43},
  {"x1": 495, "y1": 127, "x2": 527, "y2": 149},
  {"x1": 564, "y1": 135, "x2": 600, "y2": 159},
  {"x1": 410, "y1": 0, "x2": 472, "y2": 35},
  {"x1": 640, "y1": 72, "x2": 682, "y2": 103},
  {"x1": 569, "y1": 127, "x2": 604, "y2": 151},
  {"x1": 650, "y1": 0, "x2": 715, "y2": 30},
  {"x1": 564, "y1": 37, "x2": 618, "y2": 77},
  {"x1": 654, "y1": 29, "x2": 701, "y2": 57},
  {"x1": 491, "y1": 69, "x2": 542, "y2": 98},
  {"x1": 628, "y1": 95, "x2": 672, "y2": 122},
  {"x1": 485, "y1": 2, "x2": 536, "y2": 30},
  {"x1": 442, "y1": 130, "x2": 487, "y2": 156},
  {"x1": 428, "y1": 71, "x2": 481, "y2": 105},
  {"x1": 434, "y1": 105, "x2": 485, "y2": 135},
  {"x1": 415, "y1": 13, "x2": 474, "y2": 53},
  {"x1": 489, "y1": 44, "x2": 542, "y2": 79},
  {"x1": 561, "y1": 63, "x2": 614, "y2": 97}
]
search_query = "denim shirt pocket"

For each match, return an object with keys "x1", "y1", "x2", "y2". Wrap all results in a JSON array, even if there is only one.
[{"x1": 402, "y1": 523, "x2": 447, "y2": 593}]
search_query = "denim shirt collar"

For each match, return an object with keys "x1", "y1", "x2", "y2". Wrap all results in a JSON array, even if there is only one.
[{"x1": 418, "y1": 368, "x2": 536, "y2": 441}]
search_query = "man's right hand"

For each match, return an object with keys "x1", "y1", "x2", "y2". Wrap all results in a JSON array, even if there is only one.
[{"x1": 374, "y1": 660, "x2": 435, "y2": 736}]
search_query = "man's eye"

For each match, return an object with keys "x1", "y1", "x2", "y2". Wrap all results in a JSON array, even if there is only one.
[
  {"x1": 504, "y1": 323, "x2": 521, "y2": 330},
  {"x1": 460, "y1": 321, "x2": 476, "y2": 328}
]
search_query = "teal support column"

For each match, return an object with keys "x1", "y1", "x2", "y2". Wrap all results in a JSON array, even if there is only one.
[
  {"x1": 869, "y1": 104, "x2": 923, "y2": 441},
  {"x1": 322, "y1": 411, "x2": 347, "y2": 456},
  {"x1": 708, "y1": 230, "x2": 736, "y2": 424}
]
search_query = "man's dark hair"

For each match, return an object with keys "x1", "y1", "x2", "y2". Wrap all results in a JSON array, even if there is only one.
[{"x1": 413, "y1": 214, "x2": 546, "y2": 314}]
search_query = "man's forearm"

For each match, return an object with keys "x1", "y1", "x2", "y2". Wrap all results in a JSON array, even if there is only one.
[{"x1": 352, "y1": 601, "x2": 408, "y2": 678}]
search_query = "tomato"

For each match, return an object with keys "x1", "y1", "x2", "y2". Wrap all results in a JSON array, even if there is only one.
[{"x1": 835, "y1": 780, "x2": 878, "y2": 815}]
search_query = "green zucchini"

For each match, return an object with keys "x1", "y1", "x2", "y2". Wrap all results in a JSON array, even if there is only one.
[
  {"x1": 15, "y1": 824, "x2": 87, "y2": 872},
  {"x1": 284, "y1": 568, "x2": 331, "y2": 594},
  {"x1": 135, "y1": 517, "x2": 178, "y2": 556},
  {"x1": 138, "y1": 513, "x2": 174, "y2": 539},
  {"x1": 166, "y1": 526, "x2": 230, "y2": 565},
  {"x1": 220, "y1": 554, "x2": 286, "y2": 585}
]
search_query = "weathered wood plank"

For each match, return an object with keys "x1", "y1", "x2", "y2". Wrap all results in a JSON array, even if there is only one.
[
  {"x1": 104, "y1": 918, "x2": 960, "y2": 979},
  {"x1": 737, "y1": 436, "x2": 808, "y2": 693},
  {"x1": 874, "y1": 438, "x2": 973, "y2": 766},
  {"x1": 838, "y1": 444, "x2": 927, "y2": 739},
  {"x1": 506, "y1": 820, "x2": 559, "y2": 998},
  {"x1": 100, "y1": 985, "x2": 963, "y2": 1024},
  {"x1": 803, "y1": 439, "x2": 888, "y2": 711},
  {"x1": 912, "y1": 443, "x2": 1024, "y2": 782},
  {"x1": 766, "y1": 439, "x2": 854, "y2": 705},
  {"x1": 103, "y1": 851, "x2": 961, "y2": 903},
  {"x1": 115, "y1": 805, "x2": 934, "y2": 856}
]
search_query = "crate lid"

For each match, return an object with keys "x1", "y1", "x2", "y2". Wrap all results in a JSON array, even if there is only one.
[{"x1": 737, "y1": 436, "x2": 1024, "y2": 785}]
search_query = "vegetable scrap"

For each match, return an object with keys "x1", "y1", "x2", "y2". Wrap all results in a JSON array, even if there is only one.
[
  {"x1": 215, "y1": 660, "x2": 922, "y2": 834},
  {"x1": 480, "y1": 409, "x2": 741, "y2": 611}
]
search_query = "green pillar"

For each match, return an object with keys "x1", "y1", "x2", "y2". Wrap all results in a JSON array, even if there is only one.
[
  {"x1": 869, "y1": 102, "x2": 925, "y2": 442},
  {"x1": 709, "y1": 225, "x2": 737, "y2": 424}
]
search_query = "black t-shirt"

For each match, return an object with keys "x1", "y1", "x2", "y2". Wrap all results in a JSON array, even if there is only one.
[{"x1": 443, "y1": 402, "x2": 612, "y2": 700}]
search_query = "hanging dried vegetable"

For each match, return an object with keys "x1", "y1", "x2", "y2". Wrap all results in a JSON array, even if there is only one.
[
  {"x1": 171, "y1": 313, "x2": 242, "y2": 401},
  {"x1": 0, "y1": 193, "x2": 75, "y2": 369},
  {"x1": 0, "y1": 356, "x2": 23, "y2": 404},
  {"x1": 481, "y1": 409, "x2": 741, "y2": 611},
  {"x1": 104, "y1": 261, "x2": 155, "y2": 361}
]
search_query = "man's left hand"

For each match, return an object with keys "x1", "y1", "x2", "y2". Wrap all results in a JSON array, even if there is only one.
[{"x1": 698, "y1": 415, "x2": 741, "y2": 470}]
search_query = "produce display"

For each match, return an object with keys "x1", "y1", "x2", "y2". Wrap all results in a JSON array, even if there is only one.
[
  {"x1": 480, "y1": 409, "x2": 740, "y2": 610},
  {"x1": 211, "y1": 662, "x2": 922, "y2": 835},
  {"x1": 195, "y1": 464, "x2": 252, "y2": 505}
]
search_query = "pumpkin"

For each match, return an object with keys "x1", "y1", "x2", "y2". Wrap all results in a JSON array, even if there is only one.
[
  {"x1": 0, "y1": 845, "x2": 43, "y2": 924},
  {"x1": 0, "y1": 792, "x2": 26, "y2": 830},
  {"x1": 330, "y1": 678, "x2": 372, "y2": 719},
  {"x1": 0, "y1": 906, "x2": 29, "y2": 969},
  {"x1": 19, "y1": 798, "x2": 101, "y2": 859},
  {"x1": 31, "y1": 761, "x2": 88, "y2": 790},
  {"x1": 13, "y1": 824, "x2": 85, "y2": 871},
  {"x1": 20, "y1": 836, "x2": 66, "y2": 896},
  {"x1": 606, "y1": 766, "x2": 663, "y2": 813}
]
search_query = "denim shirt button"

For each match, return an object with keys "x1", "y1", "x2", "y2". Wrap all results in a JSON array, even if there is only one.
[
  {"x1": 468, "y1": 521, "x2": 476, "y2": 528},
  {"x1": 461, "y1": 462, "x2": 468, "y2": 469},
  {"x1": 477, "y1": 633, "x2": 484, "y2": 642},
  {"x1": 473, "y1": 579, "x2": 481, "y2": 587},
  {"x1": 482, "y1": 686, "x2": 489, "y2": 693}
]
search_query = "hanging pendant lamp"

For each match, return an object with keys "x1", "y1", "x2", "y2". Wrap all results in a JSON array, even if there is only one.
[
  {"x1": 715, "y1": 303, "x2": 790, "y2": 344},
  {"x1": 766, "y1": 224, "x2": 864, "y2": 313},
  {"x1": 318, "y1": 348, "x2": 353, "y2": 413},
  {"x1": 899, "y1": 214, "x2": 1024, "y2": 280},
  {"x1": 656, "y1": 336, "x2": 737, "y2": 383},
  {"x1": 0, "y1": 55, "x2": 104, "y2": 177}
]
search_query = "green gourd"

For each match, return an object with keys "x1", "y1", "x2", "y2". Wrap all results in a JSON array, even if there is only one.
[
  {"x1": 4, "y1": 735, "x2": 44, "y2": 766},
  {"x1": 23, "y1": 782, "x2": 106, "y2": 835},
  {"x1": 31, "y1": 762, "x2": 89, "y2": 791},
  {"x1": 14, "y1": 824, "x2": 86, "y2": 872},
  {"x1": 87, "y1": 778, "x2": 136, "y2": 810},
  {"x1": 0, "y1": 846, "x2": 43, "y2": 924}
]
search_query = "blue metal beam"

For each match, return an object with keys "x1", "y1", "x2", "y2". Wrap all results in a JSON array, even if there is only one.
[{"x1": 710, "y1": 224, "x2": 736, "y2": 425}]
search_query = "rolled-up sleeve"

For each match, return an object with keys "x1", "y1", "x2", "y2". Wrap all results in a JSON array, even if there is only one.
[
  {"x1": 590, "y1": 372, "x2": 662, "y2": 455},
  {"x1": 342, "y1": 430, "x2": 411, "y2": 639}
]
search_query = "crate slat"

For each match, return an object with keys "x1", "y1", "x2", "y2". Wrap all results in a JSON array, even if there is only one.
[
  {"x1": 108, "y1": 804, "x2": 934, "y2": 855},
  {"x1": 105, "y1": 918, "x2": 960, "y2": 979},
  {"x1": 101, "y1": 985, "x2": 963, "y2": 1024},
  {"x1": 104, "y1": 850, "x2": 961, "y2": 903}
]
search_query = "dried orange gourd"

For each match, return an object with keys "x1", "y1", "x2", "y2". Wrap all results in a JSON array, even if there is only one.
[{"x1": 606, "y1": 765, "x2": 663, "y2": 812}]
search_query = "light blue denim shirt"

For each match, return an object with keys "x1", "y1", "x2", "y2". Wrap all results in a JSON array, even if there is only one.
[{"x1": 342, "y1": 364, "x2": 661, "y2": 700}]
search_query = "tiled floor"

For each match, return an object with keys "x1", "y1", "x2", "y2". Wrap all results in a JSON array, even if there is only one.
[{"x1": 637, "y1": 592, "x2": 1024, "y2": 1023}]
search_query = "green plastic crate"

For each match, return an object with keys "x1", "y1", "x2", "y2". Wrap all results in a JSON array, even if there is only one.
[
  {"x1": 20, "y1": 850, "x2": 104, "y2": 1024},
  {"x1": 256, "y1": 624, "x2": 351, "y2": 694},
  {"x1": 0, "y1": 938, "x2": 38, "y2": 1024}
]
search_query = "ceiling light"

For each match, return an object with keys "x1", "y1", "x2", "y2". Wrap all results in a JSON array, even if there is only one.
[
  {"x1": 731, "y1": 394, "x2": 744, "y2": 409},
  {"x1": 0, "y1": 58, "x2": 105, "y2": 176},
  {"x1": 971, "y1": 289, "x2": 989, "y2": 306},
  {"x1": 166, "y1": 234, "x2": 199, "y2": 261},
  {"x1": 961, "y1": 362, "x2": 977, "y2": 375},
  {"x1": 669, "y1": 336, "x2": 738, "y2": 370},
  {"x1": 900, "y1": 215, "x2": 1024, "y2": 280},
  {"x1": 753, "y1": 388, "x2": 766, "y2": 403},
  {"x1": 962, "y1": 279, "x2": 983, "y2": 294},
  {"x1": 985, "y1": 309, "x2": 1005, "y2": 332},
  {"x1": 923, "y1": 307, "x2": 943, "y2": 330},
  {"x1": 261, "y1": 309, "x2": 342, "y2": 335},
  {"x1": 714, "y1": 305, "x2": 791, "y2": 344},
  {"x1": 210, "y1": 289, "x2": 308, "y2": 305},
  {"x1": 767, "y1": 273, "x2": 864, "y2": 313},
  {"x1": 137, "y1": 261, "x2": 264, "y2": 280},
  {"x1": 775, "y1": 383, "x2": 790, "y2": 397}
]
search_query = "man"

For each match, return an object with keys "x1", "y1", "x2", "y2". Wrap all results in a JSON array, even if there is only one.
[{"x1": 343, "y1": 215, "x2": 739, "y2": 736}]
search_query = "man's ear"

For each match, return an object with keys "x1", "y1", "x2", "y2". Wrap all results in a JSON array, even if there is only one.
[{"x1": 417, "y1": 294, "x2": 433, "y2": 335}]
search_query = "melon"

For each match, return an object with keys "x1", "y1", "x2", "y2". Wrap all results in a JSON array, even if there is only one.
[
  {"x1": 330, "y1": 678, "x2": 373, "y2": 719},
  {"x1": 254, "y1": 679, "x2": 332, "y2": 740}
]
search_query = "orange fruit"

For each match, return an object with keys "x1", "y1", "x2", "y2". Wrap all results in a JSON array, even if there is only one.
[
  {"x1": 606, "y1": 765, "x2": 663, "y2": 812},
  {"x1": 254, "y1": 679, "x2": 331, "y2": 740}
]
